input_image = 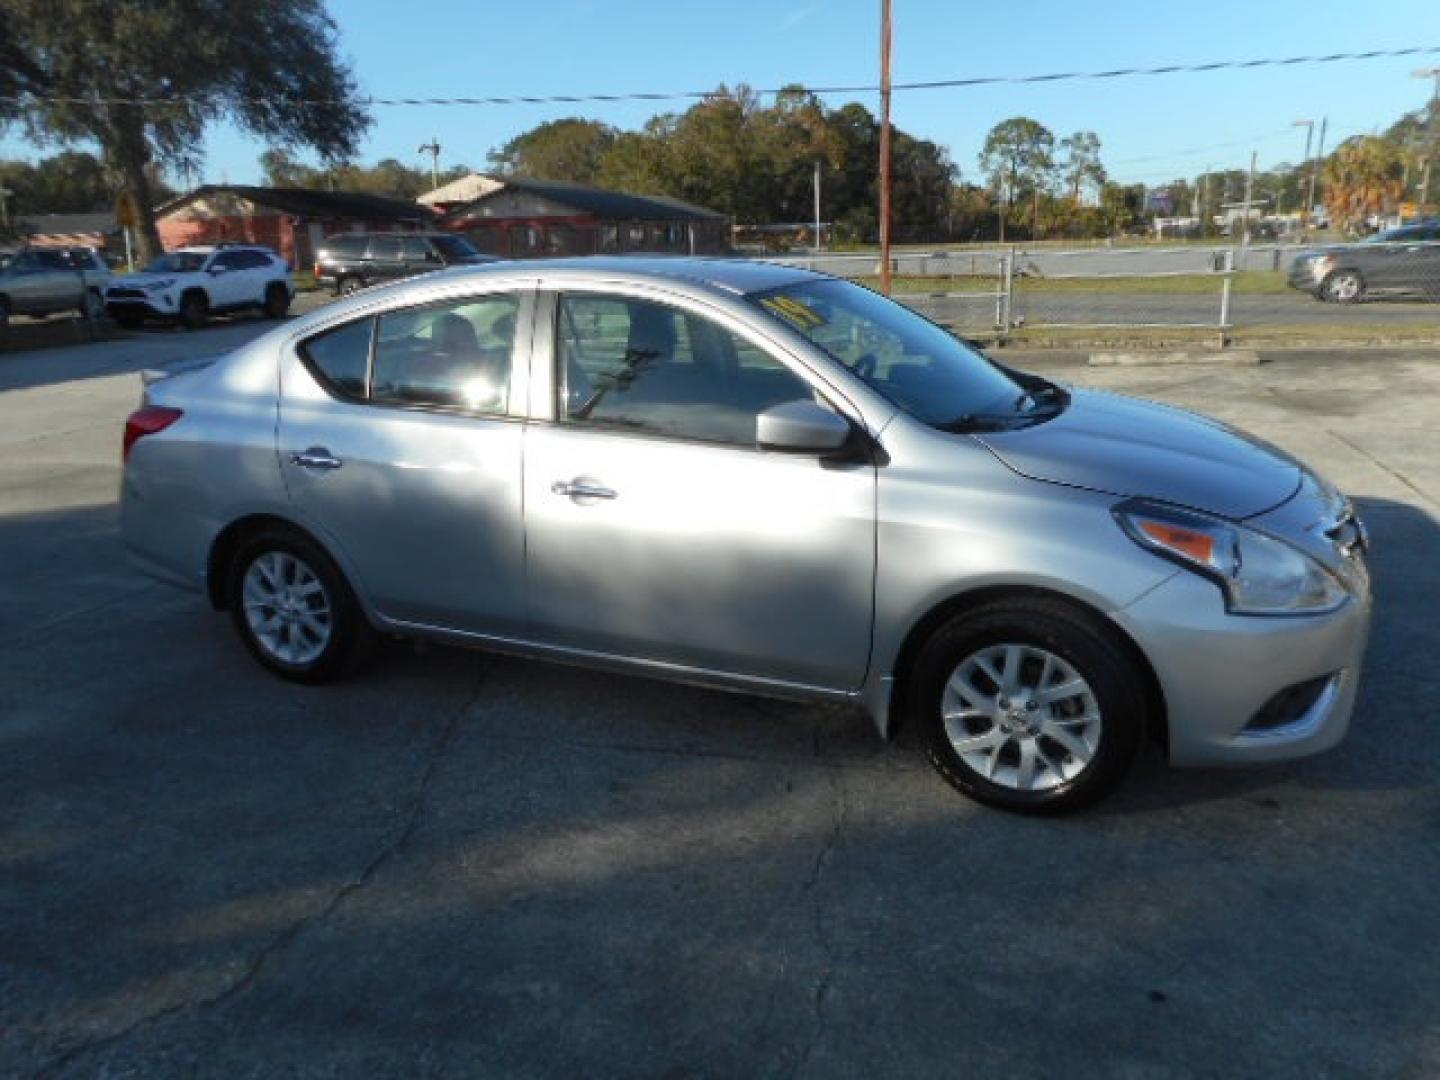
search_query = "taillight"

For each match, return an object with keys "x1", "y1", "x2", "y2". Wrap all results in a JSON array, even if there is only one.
[{"x1": 123, "y1": 405, "x2": 183, "y2": 463}]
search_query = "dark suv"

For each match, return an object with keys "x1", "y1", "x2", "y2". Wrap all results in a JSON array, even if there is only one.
[
  {"x1": 1288, "y1": 221, "x2": 1440, "y2": 303},
  {"x1": 314, "y1": 232, "x2": 496, "y2": 295}
]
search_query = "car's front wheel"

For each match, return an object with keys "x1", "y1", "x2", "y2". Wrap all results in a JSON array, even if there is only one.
[
  {"x1": 910, "y1": 597, "x2": 1147, "y2": 814},
  {"x1": 263, "y1": 282, "x2": 291, "y2": 319},
  {"x1": 179, "y1": 290, "x2": 209, "y2": 329},
  {"x1": 338, "y1": 276, "x2": 364, "y2": 296},
  {"x1": 1321, "y1": 269, "x2": 1365, "y2": 304},
  {"x1": 228, "y1": 528, "x2": 374, "y2": 683}
]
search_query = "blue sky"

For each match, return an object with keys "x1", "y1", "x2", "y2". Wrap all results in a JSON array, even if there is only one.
[{"x1": 5, "y1": 0, "x2": 1438, "y2": 189}]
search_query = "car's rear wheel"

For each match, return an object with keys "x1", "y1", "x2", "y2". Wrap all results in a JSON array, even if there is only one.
[
  {"x1": 338, "y1": 276, "x2": 364, "y2": 296},
  {"x1": 910, "y1": 597, "x2": 1147, "y2": 814},
  {"x1": 263, "y1": 282, "x2": 291, "y2": 319},
  {"x1": 1321, "y1": 269, "x2": 1365, "y2": 304},
  {"x1": 228, "y1": 528, "x2": 374, "y2": 683},
  {"x1": 179, "y1": 290, "x2": 209, "y2": 329}
]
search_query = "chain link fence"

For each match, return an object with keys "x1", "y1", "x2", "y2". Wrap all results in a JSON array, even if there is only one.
[{"x1": 768, "y1": 239, "x2": 1440, "y2": 342}]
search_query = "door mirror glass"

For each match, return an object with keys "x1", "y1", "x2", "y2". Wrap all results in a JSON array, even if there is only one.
[{"x1": 756, "y1": 399, "x2": 852, "y2": 453}]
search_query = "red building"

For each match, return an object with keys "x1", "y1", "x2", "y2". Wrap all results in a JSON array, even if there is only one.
[
  {"x1": 435, "y1": 176, "x2": 729, "y2": 258},
  {"x1": 154, "y1": 186, "x2": 436, "y2": 270}
]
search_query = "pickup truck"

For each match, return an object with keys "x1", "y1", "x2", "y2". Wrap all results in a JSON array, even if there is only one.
[{"x1": 0, "y1": 247, "x2": 113, "y2": 327}]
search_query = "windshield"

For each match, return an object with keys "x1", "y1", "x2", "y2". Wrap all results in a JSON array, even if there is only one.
[
  {"x1": 749, "y1": 278, "x2": 1026, "y2": 427},
  {"x1": 144, "y1": 252, "x2": 208, "y2": 273},
  {"x1": 431, "y1": 235, "x2": 481, "y2": 260}
]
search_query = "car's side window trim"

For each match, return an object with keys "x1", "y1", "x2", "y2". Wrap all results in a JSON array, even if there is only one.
[{"x1": 293, "y1": 288, "x2": 536, "y2": 422}]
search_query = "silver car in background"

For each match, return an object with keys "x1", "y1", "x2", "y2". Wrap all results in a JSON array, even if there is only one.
[{"x1": 120, "y1": 258, "x2": 1372, "y2": 812}]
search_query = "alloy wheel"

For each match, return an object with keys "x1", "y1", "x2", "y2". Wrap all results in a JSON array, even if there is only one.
[
  {"x1": 241, "y1": 551, "x2": 333, "y2": 665},
  {"x1": 940, "y1": 643, "x2": 1102, "y2": 792}
]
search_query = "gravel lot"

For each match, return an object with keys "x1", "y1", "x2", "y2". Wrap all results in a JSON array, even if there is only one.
[{"x1": 2, "y1": 320, "x2": 1437, "y2": 1078}]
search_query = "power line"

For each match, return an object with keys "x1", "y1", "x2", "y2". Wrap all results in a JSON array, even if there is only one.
[{"x1": 3, "y1": 45, "x2": 1437, "y2": 110}]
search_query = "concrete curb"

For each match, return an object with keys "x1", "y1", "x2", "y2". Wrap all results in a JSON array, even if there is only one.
[{"x1": 1088, "y1": 349, "x2": 1262, "y2": 367}]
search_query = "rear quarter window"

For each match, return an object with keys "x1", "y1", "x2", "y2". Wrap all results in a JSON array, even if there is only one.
[{"x1": 299, "y1": 318, "x2": 374, "y2": 399}]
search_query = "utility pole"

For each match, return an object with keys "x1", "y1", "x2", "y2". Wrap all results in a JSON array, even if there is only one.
[
  {"x1": 1414, "y1": 69, "x2": 1440, "y2": 207},
  {"x1": 878, "y1": 0, "x2": 893, "y2": 295},
  {"x1": 1293, "y1": 119, "x2": 1314, "y2": 223},
  {"x1": 1240, "y1": 150, "x2": 1258, "y2": 250},
  {"x1": 418, "y1": 138, "x2": 442, "y2": 191},
  {"x1": 813, "y1": 159, "x2": 822, "y2": 253}
]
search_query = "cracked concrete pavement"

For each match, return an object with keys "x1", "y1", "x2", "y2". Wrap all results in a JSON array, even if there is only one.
[{"x1": 2, "y1": 323, "x2": 1438, "y2": 1077}]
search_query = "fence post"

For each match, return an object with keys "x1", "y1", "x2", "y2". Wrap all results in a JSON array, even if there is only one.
[{"x1": 1217, "y1": 249, "x2": 1234, "y2": 348}]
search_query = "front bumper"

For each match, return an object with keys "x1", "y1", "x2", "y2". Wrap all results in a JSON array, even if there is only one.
[
  {"x1": 106, "y1": 292, "x2": 178, "y2": 319},
  {"x1": 1113, "y1": 563, "x2": 1372, "y2": 767},
  {"x1": 1286, "y1": 260, "x2": 1328, "y2": 293}
]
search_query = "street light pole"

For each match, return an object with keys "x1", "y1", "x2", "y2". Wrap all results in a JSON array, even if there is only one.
[
  {"x1": 418, "y1": 138, "x2": 442, "y2": 191},
  {"x1": 1414, "y1": 69, "x2": 1440, "y2": 207},
  {"x1": 1293, "y1": 119, "x2": 1314, "y2": 223},
  {"x1": 1306, "y1": 118, "x2": 1327, "y2": 223},
  {"x1": 878, "y1": 0, "x2": 893, "y2": 295},
  {"x1": 813, "y1": 159, "x2": 822, "y2": 253}
]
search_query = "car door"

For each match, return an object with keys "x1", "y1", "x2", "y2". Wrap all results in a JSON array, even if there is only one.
[
  {"x1": 400, "y1": 235, "x2": 440, "y2": 278},
  {"x1": 204, "y1": 250, "x2": 251, "y2": 308},
  {"x1": 278, "y1": 288, "x2": 533, "y2": 636},
  {"x1": 521, "y1": 289, "x2": 876, "y2": 691}
]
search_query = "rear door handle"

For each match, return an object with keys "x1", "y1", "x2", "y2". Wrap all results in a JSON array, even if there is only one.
[
  {"x1": 552, "y1": 478, "x2": 617, "y2": 501},
  {"x1": 289, "y1": 447, "x2": 343, "y2": 471}
]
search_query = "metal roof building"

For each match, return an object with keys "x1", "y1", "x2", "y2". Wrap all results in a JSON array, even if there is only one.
[{"x1": 433, "y1": 175, "x2": 729, "y2": 258}]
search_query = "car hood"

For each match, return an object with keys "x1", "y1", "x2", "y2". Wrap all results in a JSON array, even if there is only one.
[
  {"x1": 108, "y1": 272, "x2": 186, "y2": 289},
  {"x1": 975, "y1": 388, "x2": 1301, "y2": 519}
]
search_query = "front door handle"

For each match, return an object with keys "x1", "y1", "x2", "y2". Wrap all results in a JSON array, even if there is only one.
[
  {"x1": 289, "y1": 447, "x2": 344, "y2": 471},
  {"x1": 552, "y1": 478, "x2": 617, "y2": 501}
]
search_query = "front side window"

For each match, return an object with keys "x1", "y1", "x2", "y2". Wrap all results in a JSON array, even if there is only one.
[
  {"x1": 557, "y1": 294, "x2": 814, "y2": 446},
  {"x1": 401, "y1": 236, "x2": 434, "y2": 262},
  {"x1": 371, "y1": 295, "x2": 518, "y2": 413},
  {"x1": 749, "y1": 278, "x2": 1025, "y2": 428}
]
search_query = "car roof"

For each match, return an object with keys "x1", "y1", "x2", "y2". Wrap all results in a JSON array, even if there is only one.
[{"x1": 452, "y1": 256, "x2": 825, "y2": 296}]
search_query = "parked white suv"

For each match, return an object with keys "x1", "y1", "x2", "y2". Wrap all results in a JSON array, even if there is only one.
[{"x1": 105, "y1": 244, "x2": 294, "y2": 329}]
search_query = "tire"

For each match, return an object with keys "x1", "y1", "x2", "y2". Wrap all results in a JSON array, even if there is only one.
[
  {"x1": 179, "y1": 290, "x2": 209, "y2": 329},
  {"x1": 1321, "y1": 269, "x2": 1365, "y2": 304},
  {"x1": 0, "y1": 295, "x2": 10, "y2": 329},
  {"x1": 909, "y1": 597, "x2": 1148, "y2": 814},
  {"x1": 227, "y1": 527, "x2": 375, "y2": 683},
  {"x1": 263, "y1": 282, "x2": 291, "y2": 319},
  {"x1": 338, "y1": 276, "x2": 364, "y2": 297}
]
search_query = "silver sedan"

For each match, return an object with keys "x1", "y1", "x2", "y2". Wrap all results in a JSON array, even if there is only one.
[{"x1": 120, "y1": 258, "x2": 1372, "y2": 812}]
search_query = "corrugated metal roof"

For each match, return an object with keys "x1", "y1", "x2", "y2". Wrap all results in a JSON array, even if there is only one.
[{"x1": 439, "y1": 176, "x2": 727, "y2": 224}]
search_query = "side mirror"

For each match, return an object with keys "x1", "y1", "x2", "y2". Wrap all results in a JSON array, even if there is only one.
[{"x1": 756, "y1": 398, "x2": 853, "y2": 454}]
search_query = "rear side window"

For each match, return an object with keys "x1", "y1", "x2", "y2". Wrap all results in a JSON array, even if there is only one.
[
  {"x1": 299, "y1": 318, "x2": 374, "y2": 399},
  {"x1": 370, "y1": 236, "x2": 402, "y2": 260},
  {"x1": 322, "y1": 236, "x2": 364, "y2": 258},
  {"x1": 371, "y1": 295, "x2": 518, "y2": 413}
]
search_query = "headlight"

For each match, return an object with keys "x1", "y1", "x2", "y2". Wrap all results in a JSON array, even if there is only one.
[
  {"x1": 1115, "y1": 499, "x2": 1349, "y2": 615},
  {"x1": 143, "y1": 278, "x2": 176, "y2": 291}
]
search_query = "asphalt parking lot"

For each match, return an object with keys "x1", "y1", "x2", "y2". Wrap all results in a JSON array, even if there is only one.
[{"x1": 2, "y1": 320, "x2": 1438, "y2": 1077}]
